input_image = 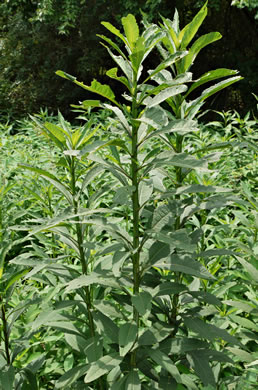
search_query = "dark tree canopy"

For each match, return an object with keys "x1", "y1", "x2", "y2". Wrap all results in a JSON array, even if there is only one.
[{"x1": 0, "y1": 0, "x2": 257, "y2": 118}]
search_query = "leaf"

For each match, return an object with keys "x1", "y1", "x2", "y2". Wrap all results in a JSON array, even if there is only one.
[
  {"x1": 179, "y1": 1, "x2": 208, "y2": 48},
  {"x1": 106, "y1": 67, "x2": 130, "y2": 89},
  {"x1": 148, "y1": 85, "x2": 188, "y2": 108},
  {"x1": 183, "y1": 317, "x2": 240, "y2": 345},
  {"x1": 124, "y1": 370, "x2": 141, "y2": 390},
  {"x1": 131, "y1": 291, "x2": 152, "y2": 317},
  {"x1": 148, "y1": 241, "x2": 171, "y2": 266},
  {"x1": 139, "y1": 181, "x2": 153, "y2": 208},
  {"x1": 84, "y1": 336, "x2": 103, "y2": 363},
  {"x1": 180, "y1": 32, "x2": 222, "y2": 72},
  {"x1": 84, "y1": 353, "x2": 123, "y2": 383},
  {"x1": 152, "y1": 152, "x2": 209, "y2": 171},
  {"x1": 129, "y1": 36, "x2": 145, "y2": 74},
  {"x1": 101, "y1": 21, "x2": 127, "y2": 45},
  {"x1": 146, "y1": 51, "x2": 188, "y2": 82},
  {"x1": 122, "y1": 14, "x2": 139, "y2": 50},
  {"x1": 186, "y1": 76, "x2": 243, "y2": 117},
  {"x1": 154, "y1": 254, "x2": 214, "y2": 280},
  {"x1": 188, "y1": 291, "x2": 221, "y2": 306},
  {"x1": 55, "y1": 364, "x2": 89, "y2": 389},
  {"x1": 119, "y1": 323, "x2": 138, "y2": 356},
  {"x1": 104, "y1": 103, "x2": 131, "y2": 135},
  {"x1": 160, "y1": 338, "x2": 209, "y2": 355},
  {"x1": 0, "y1": 366, "x2": 15, "y2": 390},
  {"x1": 65, "y1": 272, "x2": 121, "y2": 292},
  {"x1": 185, "y1": 68, "x2": 239, "y2": 97},
  {"x1": 143, "y1": 119, "x2": 198, "y2": 142},
  {"x1": 227, "y1": 347, "x2": 254, "y2": 363},
  {"x1": 187, "y1": 351, "x2": 216, "y2": 387},
  {"x1": 19, "y1": 164, "x2": 73, "y2": 204},
  {"x1": 154, "y1": 282, "x2": 187, "y2": 297},
  {"x1": 235, "y1": 256, "x2": 258, "y2": 283},
  {"x1": 93, "y1": 311, "x2": 119, "y2": 343},
  {"x1": 149, "y1": 349, "x2": 182, "y2": 383}
]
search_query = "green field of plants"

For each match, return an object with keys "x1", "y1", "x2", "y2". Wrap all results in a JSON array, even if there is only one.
[{"x1": 0, "y1": 3, "x2": 257, "y2": 389}]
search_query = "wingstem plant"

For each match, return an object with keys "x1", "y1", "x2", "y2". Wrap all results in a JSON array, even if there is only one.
[{"x1": 18, "y1": 6, "x2": 246, "y2": 389}]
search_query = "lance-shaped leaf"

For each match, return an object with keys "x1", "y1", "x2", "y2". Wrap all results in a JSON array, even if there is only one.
[
  {"x1": 185, "y1": 68, "x2": 239, "y2": 97},
  {"x1": 180, "y1": 32, "x2": 222, "y2": 73},
  {"x1": 183, "y1": 317, "x2": 240, "y2": 345},
  {"x1": 93, "y1": 312, "x2": 119, "y2": 344},
  {"x1": 55, "y1": 364, "x2": 89, "y2": 389},
  {"x1": 131, "y1": 291, "x2": 152, "y2": 317},
  {"x1": 84, "y1": 353, "x2": 123, "y2": 383},
  {"x1": 187, "y1": 351, "x2": 216, "y2": 387},
  {"x1": 124, "y1": 370, "x2": 141, "y2": 389},
  {"x1": 142, "y1": 119, "x2": 198, "y2": 143},
  {"x1": 19, "y1": 164, "x2": 73, "y2": 204},
  {"x1": 101, "y1": 21, "x2": 127, "y2": 45},
  {"x1": 148, "y1": 84, "x2": 188, "y2": 108},
  {"x1": 106, "y1": 67, "x2": 130, "y2": 89},
  {"x1": 105, "y1": 47, "x2": 133, "y2": 83},
  {"x1": 119, "y1": 323, "x2": 138, "y2": 356},
  {"x1": 145, "y1": 51, "x2": 188, "y2": 82},
  {"x1": 149, "y1": 349, "x2": 182, "y2": 383},
  {"x1": 103, "y1": 103, "x2": 131, "y2": 135},
  {"x1": 122, "y1": 14, "x2": 139, "y2": 50},
  {"x1": 56, "y1": 71, "x2": 119, "y2": 106},
  {"x1": 179, "y1": 1, "x2": 208, "y2": 48},
  {"x1": 154, "y1": 254, "x2": 214, "y2": 280},
  {"x1": 185, "y1": 76, "x2": 243, "y2": 117},
  {"x1": 150, "y1": 152, "x2": 209, "y2": 171},
  {"x1": 129, "y1": 36, "x2": 145, "y2": 75}
]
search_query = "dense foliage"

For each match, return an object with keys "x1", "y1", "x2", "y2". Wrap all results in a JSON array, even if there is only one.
[
  {"x1": 0, "y1": 0, "x2": 257, "y2": 118},
  {"x1": 0, "y1": 4, "x2": 257, "y2": 390}
]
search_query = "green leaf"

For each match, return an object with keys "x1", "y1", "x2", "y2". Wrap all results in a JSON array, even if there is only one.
[
  {"x1": 84, "y1": 353, "x2": 123, "y2": 383},
  {"x1": 101, "y1": 21, "x2": 127, "y2": 45},
  {"x1": 186, "y1": 76, "x2": 243, "y2": 117},
  {"x1": 179, "y1": 1, "x2": 208, "y2": 48},
  {"x1": 154, "y1": 282, "x2": 187, "y2": 297},
  {"x1": 0, "y1": 366, "x2": 15, "y2": 390},
  {"x1": 160, "y1": 338, "x2": 209, "y2": 355},
  {"x1": 55, "y1": 364, "x2": 89, "y2": 389},
  {"x1": 72, "y1": 99, "x2": 101, "y2": 109},
  {"x1": 227, "y1": 347, "x2": 254, "y2": 363},
  {"x1": 93, "y1": 311, "x2": 119, "y2": 343},
  {"x1": 235, "y1": 256, "x2": 258, "y2": 283},
  {"x1": 122, "y1": 14, "x2": 139, "y2": 50},
  {"x1": 129, "y1": 36, "x2": 145, "y2": 74},
  {"x1": 84, "y1": 336, "x2": 103, "y2": 363},
  {"x1": 146, "y1": 51, "x2": 188, "y2": 82},
  {"x1": 74, "y1": 79, "x2": 119, "y2": 105},
  {"x1": 185, "y1": 68, "x2": 239, "y2": 97},
  {"x1": 119, "y1": 323, "x2": 138, "y2": 356},
  {"x1": 152, "y1": 152, "x2": 209, "y2": 171},
  {"x1": 148, "y1": 84, "x2": 188, "y2": 107},
  {"x1": 56, "y1": 70, "x2": 76, "y2": 81},
  {"x1": 183, "y1": 317, "x2": 240, "y2": 345},
  {"x1": 154, "y1": 254, "x2": 214, "y2": 280},
  {"x1": 180, "y1": 32, "x2": 222, "y2": 72},
  {"x1": 106, "y1": 67, "x2": 130, "y2": 89},
  {"x1": 149, "y1": 349, "x2": 182, "y2": 383},
  {"x1": 124, "y1": 370, "x2": 141, "y2": 390},
  {"x1": 19, "y1": 164, "x2": 73, "y2": 204},
  {"x1": 131, "y1": 291, "x2": 152, "y2": 317},
  {"x1": 187, "y1": 351, "x2": 216, "y2": 387}
]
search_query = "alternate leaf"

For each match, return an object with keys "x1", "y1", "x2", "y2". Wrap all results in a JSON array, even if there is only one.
[
  {"x1": 84, "y1": 353, "x2": 123, "y2": 383},
  {"x1": 122, "y1": 14, "x2": 139, "y2": 50},
  {"x1": 119, "y1": 323, "x2": 138, "y2": 356}
]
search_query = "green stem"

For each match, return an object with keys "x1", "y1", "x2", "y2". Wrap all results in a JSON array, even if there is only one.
[
  {"x1": 70, "y1": 157, "x2": 95, "y2": 338},
  {"x1": 130, "y1": 80, "x2": 140, "y2": 368},
  {"x1": 0, "y1": 298, "x2": 11, "y2": 365}
]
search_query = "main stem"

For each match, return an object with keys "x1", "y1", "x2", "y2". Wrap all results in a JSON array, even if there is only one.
[
  {"x1": 0, "y1": 298, "x2": 11, "y2": 365},
  {"x1": 131, "y1": 82, "x2": 140, "y2": 368},
  {"x1": 70, "y1": 157, "x2": 95, "y2": 338}
]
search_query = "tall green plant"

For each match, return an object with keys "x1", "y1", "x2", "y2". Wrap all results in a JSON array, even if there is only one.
[{"x1": 52, "y1": 8, "x2": 244, "y2": 388}]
